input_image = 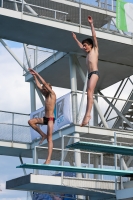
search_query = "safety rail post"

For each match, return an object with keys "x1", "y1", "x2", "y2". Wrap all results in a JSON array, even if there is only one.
[
  {"x1": 54, "y1": 11, "x2": 56, "y2": 19},
  {"x1": 0, "y1": 0, "x2": 3, "y2": 7},
  {"x1": 87, "y1": 153, "x2": 90, "y2": 179},
  {"x1": 79, "y1": 0, "x2": 81, "y2": 33},
  {"x1": 61, "y1": 134, "x2": 65, "y2": 185},
  {"x1": 112, "y1": 0, "x2": 114, "y2": 11},
  {"x1": 114, "y1": 132, "x2": 117, "y2": 191},
  {"x1": 105, "y1": 0, "x2": 107, "y2": 10},
  {"x1": 21, "y1": 0, "x2": 24, "y2": 18},
  {"x1": 120, "y1": 154, "x2": 123, "y2": 189},
  {"x1": 100, "y1": 153, "x2": 103, "y2": 180},
  {"x1": 33, "y1": 146, "x2": 38, "y2": 175},
  {"x1": 11, "y1": 113, "x2": 14, "y2": 147}
]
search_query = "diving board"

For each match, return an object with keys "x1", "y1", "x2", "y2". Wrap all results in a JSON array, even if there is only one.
[
  {"x1": 17, "y1": 163, "x2": 133, "y2": 177},
  {"x1": 66, "y1": 141, "x2": 133, "y2": 156}
]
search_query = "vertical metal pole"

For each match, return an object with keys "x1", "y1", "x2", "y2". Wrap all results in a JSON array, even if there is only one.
[
  {"x1": 93, "y1": 93, "x2": 98, "y2": 126},
  {"x1": 13, "y1": 2, "x2": 18, "y2": 11},
  {"x1": 122, "y1": 118, "x2": 124, "y2": 130},
  {"x1": 112, "y1": 0, "x2": 114, "y2": 11},
  {"x1": 114, "y1": 132, "x2": 117, "y2": 191},
  {"x1": 11, "y1": 113, "x2": 14, "y2": 147},
  {"x1": 69, "y1": 54, "x2": 82, "y2": 179},
  {"x1": 79, "y1": 0, "x2": 81, "y2": 33},
  {"x1": 120, "y1": 154, "x2": 123, "y2": 189},
  {"x1": 35, "y1": 46, "x2": 38, "y2": 68},
  {"x1": 100, "y1": 153, "x2": 103, "y2": 180},
  {"x1": 0, "y1": 0, "x2": 3, "y2": 7},
  {"x1": 77, "y1": 72, "x2": 88, "y2": 123},
  {"x1": 93, "y1": 98, "x2": 109, "y2": 128},
  {"x1": 21, "y1": 0, "x2": 24, "y2": 18},
  {"x1": 61, "y1": 135, "x2": 64, "y2": 185},
  {"x1": 55, "y1": 11, "x2": 56, "y2": 19},
  {"x1": 36, "y1": 47, "x2": 38, "y2": 66},
  {"x1": 105, "y1": 0, "x2": 107, "y2": 9},
  {"x1": 30, "y1": 81, "x2": 36, "y2": 112},
  {"x1": 23, "y1": 44, "x2": 32, "y2": 69},
  {"x1": 94, "y1": 155, "x2": 99, "y2": 179},
  {"x1": 98, "y1": 0, "x2": 101, "y2": 8},
  {"x1": 33, "y1": 146, "x2": 38, "y2": 175},
  {"x1": 87, "y1": 153, "x2": 90, "y2": 179}
]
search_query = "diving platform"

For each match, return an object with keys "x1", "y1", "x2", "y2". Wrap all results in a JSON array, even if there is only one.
[
  {"x1": 0, "y1": 1, "x2": 133, "y2": 90},
  {"x1": 17, "y1": 163, "x2": 133, "y2": 177},
  {"x1": 1, "y1": 125, "x2": 133, "y2": 159},
  {"x1": 6, "y1": 174, "x2": 116, "y2": 199},
  {"x1": 66, "y1": 141, "x2": 133, "y2": 156}
]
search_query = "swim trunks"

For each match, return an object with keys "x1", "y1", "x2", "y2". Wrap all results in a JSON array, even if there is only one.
[
  {"x1": 43, "y1": 117, "x2": 55, "y2": 125},
  {"x1": 88, "y1": 71, "x2": 99, "y2": 80}
]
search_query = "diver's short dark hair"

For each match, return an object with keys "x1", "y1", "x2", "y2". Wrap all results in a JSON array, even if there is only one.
[{"x1": 82, "y1": 38, "x2": 93, "y2": 48}]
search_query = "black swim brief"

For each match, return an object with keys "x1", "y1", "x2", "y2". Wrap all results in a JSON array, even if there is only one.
[
  {"x1": 88, "y1": 71, "x2": 99, "y2": 80},
  {"x1": 43, "y1": 117, "x2": 55, "y2": 125}
]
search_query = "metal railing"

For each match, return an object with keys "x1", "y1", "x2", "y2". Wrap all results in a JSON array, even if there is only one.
[
  {"x1": 0, "y1": 0, "x2": 132, "y2": 37},
  {"x1": 32, "y1": 130, "x2": 133, "y2": 191},
  {"x1": 0, "y1": 110, "x2": 31, "y2": 143},
  {"x1": 23, "y1": 45, "x2": 57, "y2": 69}
]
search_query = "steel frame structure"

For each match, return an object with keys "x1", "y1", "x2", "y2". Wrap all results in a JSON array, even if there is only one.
[{"x1": 0, "y1": 0, "x2": 133, "y2": 199}]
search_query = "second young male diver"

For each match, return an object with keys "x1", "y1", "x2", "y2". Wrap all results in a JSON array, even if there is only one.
[
  {"x1": 72, "y1": 16, "x2": 99, "y2": 127},
  {"x1": 28, "y1": 68, "x2": 56, "y2": 164}
]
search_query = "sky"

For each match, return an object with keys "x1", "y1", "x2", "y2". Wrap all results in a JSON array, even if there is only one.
[{"x1": 0, "y1": 0, "x2": 133, "y2": 199}]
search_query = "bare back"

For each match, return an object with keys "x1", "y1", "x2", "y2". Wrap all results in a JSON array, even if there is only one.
[{"x1": 86, "y1": 47, "x2": 98, "y2": 73}]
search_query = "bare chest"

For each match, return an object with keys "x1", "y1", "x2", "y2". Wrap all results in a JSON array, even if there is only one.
[{"x1": 86, "y1": 50, "x2": 98, "y2": 66}]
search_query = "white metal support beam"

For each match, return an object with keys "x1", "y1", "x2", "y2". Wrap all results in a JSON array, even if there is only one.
[
  {"x1": 75, "y1": 56, "x2": 86, "y2": 83},
  {"x1": 32, "y1": 147, "x2": 38, "y2": 175},
  {"x1": 23, "y1": 43, "x2": 32, "y2": 69},
  {"x1": 69, "y1": 54, "x2": 82, "y2": 179},
  {"x1": 93, "y1": 98, "x2": 109, "y2": 128},
  {"x1": 0, "y1": 39, "x2": 28, "y2": 72},
  {"x1": 77, "y1": 72, "x2": 88, "y2": 124},
  {"x1": 0, "y1": 39, "x2": 44, "y2": 106},
  {"x1": 99, "y1": 91, "x2": 133, "y2": 129},
  {"x1": 19, "y1": 0, "x2": 38, "y2": 16},
  {"x1": 126, "y1": 156, "x2": 133, "y2": 168},
  {"x1": 13, "y1": 2, "x2": 18, "y2": 11},
  {"x1": 23, "y1": 43, "x2": 37, "y2": 111},
  {"x1": 93, "y1": 93, "x2": 98, "y2": 126},
  {"x1": 30, "y1": 82, "x2": 36, "y2": 112}
]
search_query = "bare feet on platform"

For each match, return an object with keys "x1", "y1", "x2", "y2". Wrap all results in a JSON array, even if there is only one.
[
  {"x1": 44, "y1": 159, "x2": 51, "y2": 165},
  {"x1": 39, "y1": 135, "x2": 47, "y2": 145},
  {"x1": 80, "y1": 115, "x2": 91, "y2": 127}
]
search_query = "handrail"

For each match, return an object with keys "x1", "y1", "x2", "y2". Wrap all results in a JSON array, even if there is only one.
[
  {"x1": 4, "y1": 0, "x2": 68, "y2": 15},
  {"x1": 0, "y1": 110, "x2": 29, "y2": 115}
]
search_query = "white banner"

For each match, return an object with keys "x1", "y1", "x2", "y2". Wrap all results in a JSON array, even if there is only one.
[{"x1": 30, "y1": 93, "x2": 72, "y2": 141}]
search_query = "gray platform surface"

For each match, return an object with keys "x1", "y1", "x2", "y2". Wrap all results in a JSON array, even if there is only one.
[{"x1": 6, "y1": 174, "x2": 116, "y2": 198}]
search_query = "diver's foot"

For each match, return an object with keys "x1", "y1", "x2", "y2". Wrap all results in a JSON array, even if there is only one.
[
  {"x1": 44, "y1": 159, "x2": 51, "y2": 165},
  {"x1": 80, "y1": 115, "x2": 91, "y2": 127},
  {"x1": 39, "y1": 135, "x2": 46, "y2": 145}
]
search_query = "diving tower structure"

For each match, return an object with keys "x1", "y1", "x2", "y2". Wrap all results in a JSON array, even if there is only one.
[{"x1": 0, "y1": 0, "x2": 133, "y2": 199}]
